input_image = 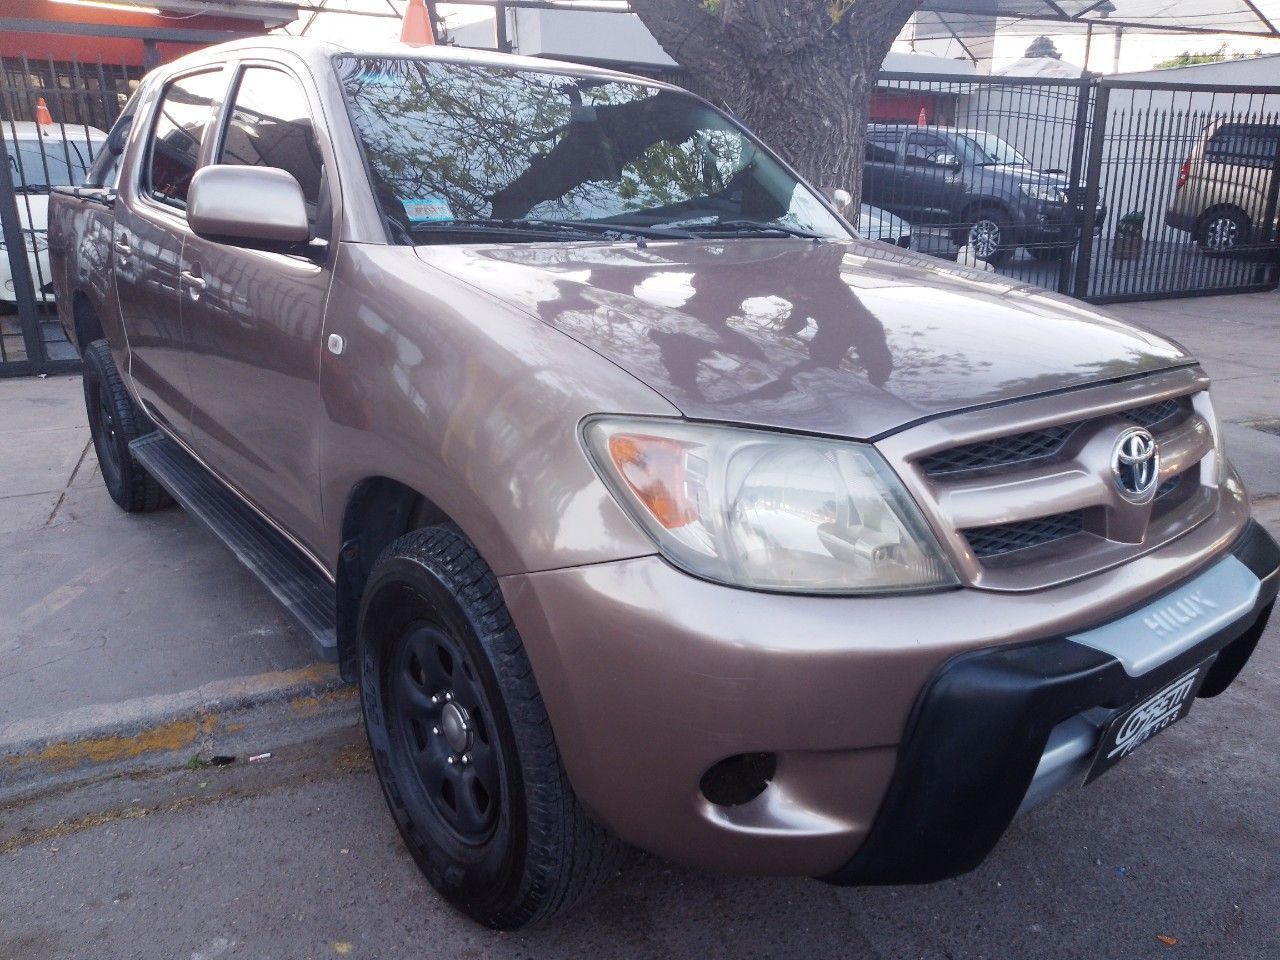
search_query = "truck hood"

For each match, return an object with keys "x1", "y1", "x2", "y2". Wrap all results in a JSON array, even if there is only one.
[{"x1": 416, "y1": 238, "x2": 1191, "y2": 438}]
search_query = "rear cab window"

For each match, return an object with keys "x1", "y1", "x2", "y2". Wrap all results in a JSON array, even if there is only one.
[
  {"x1": 146, "y1": 70, "x2": 224, "y2": 208},
  {"x1": 865, "y1": 130, "x2": 901, "y2": 162},
  {"x1": 1205, "y1": 124, "x2": 1280, "y2": 169}
]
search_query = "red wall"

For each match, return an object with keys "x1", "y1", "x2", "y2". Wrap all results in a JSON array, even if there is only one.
[{"x1": 1, "y1": 0, "x2": 271, "y2": 66}]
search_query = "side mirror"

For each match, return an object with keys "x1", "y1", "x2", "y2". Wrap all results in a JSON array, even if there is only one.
[{"x1": 187, "y1": 165, "x2": 310, "y2": 250}]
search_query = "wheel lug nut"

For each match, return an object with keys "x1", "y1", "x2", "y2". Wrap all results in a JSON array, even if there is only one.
[
  {"x1": 446, "y1": 755, "x2": 456, "y2": 765},
  {"x1": 460, "y1": 754, "x2": 471, "y2": 765},
  {"x1": 431, "y1": 726, "x2": 440, "y2": 735},
  {"x1": 430, "y1": 694, "x2": 441, "y2": 705},
  {"x1": 444, "y1": 692, "x2": 453, "y2": 702}
]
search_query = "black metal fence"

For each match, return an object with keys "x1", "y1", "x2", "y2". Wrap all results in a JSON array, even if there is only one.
[
  {"x1": 872, "y1": 71, "x2": 1280, "y2": 303},
  {"x1": 0, "y1": 55, "x2": 138, "y2": 375},
  {"x1": 1, "y1": 55, "x2": 1278, "y2": 375}
]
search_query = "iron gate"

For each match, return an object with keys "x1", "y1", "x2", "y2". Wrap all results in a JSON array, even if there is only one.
[
  {"x1": 0, "y1": 54, "x2": 137, "y2": 376},
  {"x1": 871, "y1": 70, "x2": 1280, "y2": 303},
  {"x1": 1, "y1": 55, "x2": 1278, "y2": 375}
]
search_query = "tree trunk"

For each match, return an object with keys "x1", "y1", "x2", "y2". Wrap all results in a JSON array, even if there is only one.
[{"x1": 629, "y1": 0, "x2": 922, "y2": 207}]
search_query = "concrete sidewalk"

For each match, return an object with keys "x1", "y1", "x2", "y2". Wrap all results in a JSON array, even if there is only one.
[
  {"x1": 0, "y1": 375, "x2": 335, "y2": 769},
  {"x1": 0, "y1": 290, "x2": 1275, "y2": 775}
]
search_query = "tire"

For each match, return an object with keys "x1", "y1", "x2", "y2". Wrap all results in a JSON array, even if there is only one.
[
  {"x1": 1197, "y1": 207, "x2": 1250, "y2": 255},
  {"x1": 358, "y1": 525, "x2": 622, "y2": 929},
  {"x1": 959, "y1": 208, "x2": 1013, "y2": 265},
  {"x1": 81, "y1": 339, "x2": 171, "y2": 512}
]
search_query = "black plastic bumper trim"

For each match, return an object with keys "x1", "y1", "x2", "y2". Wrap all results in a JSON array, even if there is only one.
[{"x1": 823, "y1": 520, "x2": 1280, "y2": 886}]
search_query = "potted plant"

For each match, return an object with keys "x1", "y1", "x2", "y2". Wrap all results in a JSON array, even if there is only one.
[{"x1": 1113, "y1": 210, "x2": 1145, "y2": 261}]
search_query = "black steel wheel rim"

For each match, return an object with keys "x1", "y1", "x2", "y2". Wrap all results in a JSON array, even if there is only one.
[{"x1": 387, "y1": 621, "x2": 502, "y2": 844}]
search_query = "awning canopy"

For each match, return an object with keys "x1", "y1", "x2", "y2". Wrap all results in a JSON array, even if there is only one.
[{"x1": 913, "y1": 0, "x2": 1280, "y2": 39}]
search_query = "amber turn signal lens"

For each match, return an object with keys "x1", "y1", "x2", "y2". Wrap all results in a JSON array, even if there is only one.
[{"x1": 606, "y1": 433, "x2": 696, "y2": 529}]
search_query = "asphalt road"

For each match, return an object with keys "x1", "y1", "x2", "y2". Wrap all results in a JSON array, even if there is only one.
[{"x1": 4, "y1": 574, "x2": 1278, "y2": 960}]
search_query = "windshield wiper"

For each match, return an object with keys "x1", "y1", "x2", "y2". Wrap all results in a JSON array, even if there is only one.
[
  {"x1": 549, "y1": 219, "x2": 699, "y2": 239},
  {"x1": 659, "y1": 218, "x2": 826, "y2": 239}
]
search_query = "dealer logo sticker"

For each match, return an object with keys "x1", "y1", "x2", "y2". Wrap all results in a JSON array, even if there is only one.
[{"x1": 1107, "y1": 668, "x2": 1200, "y2": 760}]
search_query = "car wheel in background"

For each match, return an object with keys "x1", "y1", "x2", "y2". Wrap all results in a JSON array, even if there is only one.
[
  {"x1": 81, "y1": 339, "x2": 171, "y2": 512},
  {"x1": 358, "y1": 525, "x2": 623, "y2": 929},
  {"x1": 1198, "y1": 207, "x2": 1250, "y2": 255},
  {"x1": 960, "y1": 209, "x2": 1012, "y2": 265}
]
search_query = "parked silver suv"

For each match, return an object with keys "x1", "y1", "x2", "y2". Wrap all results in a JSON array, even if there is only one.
[{"x1": 49, "y1": 38, "x2": 1278, "y2": 929}]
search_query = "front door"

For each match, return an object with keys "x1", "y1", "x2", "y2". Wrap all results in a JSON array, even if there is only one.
[
  {"x1": 113, "y1": 68, "x2": 226, "y2": 438},
  {"x1": 180, "y1": 62, "x2": 335, "y2": 554},
  {"x1": 901, "y1": 131, "x2": 966, "y2": 227}
]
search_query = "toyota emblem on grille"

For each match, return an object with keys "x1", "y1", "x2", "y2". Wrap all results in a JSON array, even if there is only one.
[{"x1": 1112, "y1": 427, "x2": 1160, "y2": 503}]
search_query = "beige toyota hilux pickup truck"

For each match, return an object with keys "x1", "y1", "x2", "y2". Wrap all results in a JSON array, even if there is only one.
[{"x1": 49, "y1": 37, "x2": 1277, "y2": 929}]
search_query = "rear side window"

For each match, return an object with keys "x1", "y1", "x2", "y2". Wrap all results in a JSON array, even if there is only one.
[
  {"x1": 1206, "y1": 124, "x2": 1280, "y2": 169},
  {"x1": 147, "y1": 70, "x2": 224, "y2": 207},
  {"x1": 865, "y1": 131, "x2": 900, "y2": 162},
  {"x1": 217, "y1": 66, "x2": 326, "y2": 232}
]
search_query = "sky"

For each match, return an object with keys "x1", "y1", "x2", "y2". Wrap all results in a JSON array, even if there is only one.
[{"x1": 277, "y1": 2, "x2": 1280, "y2": 76}]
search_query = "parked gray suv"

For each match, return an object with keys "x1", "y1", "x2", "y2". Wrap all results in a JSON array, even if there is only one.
[
  {"x1": 863, "y1": 123, "x2": 1105, "y2": 264},
  {"x1": 48, "y1": 38, "x2": 1277, "y2": 930}
]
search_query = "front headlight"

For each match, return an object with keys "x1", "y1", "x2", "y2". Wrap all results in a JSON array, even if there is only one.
[
  {"x1": 1021, "y1": 183, "x2": 1067, "y2": 203},
  {"x1": 584, "y1": 418, "x2": 958, "y2": 594}
]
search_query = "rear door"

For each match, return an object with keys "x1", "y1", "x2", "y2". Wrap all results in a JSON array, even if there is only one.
[
  {"x1": 179, "y1": 60, "x2": 335, "y2": 552},
  {"x1": 113, "y1": 67, "x2": 228, "y2": 438}
]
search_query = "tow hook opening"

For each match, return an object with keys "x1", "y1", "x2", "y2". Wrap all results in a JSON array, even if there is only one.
[{"x1": 700, "y1": 752, "x2": 777, "y2": 807}]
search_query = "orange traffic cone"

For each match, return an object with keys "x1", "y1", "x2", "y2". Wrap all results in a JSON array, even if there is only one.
[
  {"x1": 35, "y1": 97, "x2": 54, "y2": 125},
  {"x1": 917, "y1": 106, "x2": 927, "y2": 127},
  {"x1": 401, "y1": 0, "x2": 435, "y2": 46}
]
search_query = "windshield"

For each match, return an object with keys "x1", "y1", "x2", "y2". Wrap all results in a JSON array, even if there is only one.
[
  {"x1": 8, "y1": 139, "x2": 94, "y2": 189},
  {"x1": 955, "y1": 131, "x2": 1028, "y2": 167},
  {"x1": 335, "y1": 56, "x2": 849, "y2": 243}
]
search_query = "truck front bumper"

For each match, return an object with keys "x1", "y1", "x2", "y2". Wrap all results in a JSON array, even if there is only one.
[
  {"x1": 499, "y1": 496, "x2": 1276, "y2": 880},
  {"x1": 825, "y1": 519, "x2": 1278, "y2": 885}
]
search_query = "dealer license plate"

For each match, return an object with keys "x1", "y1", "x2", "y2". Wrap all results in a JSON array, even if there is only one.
[{"x1": 1086, "y1": 659, "x2": 1214, "y2": 784}]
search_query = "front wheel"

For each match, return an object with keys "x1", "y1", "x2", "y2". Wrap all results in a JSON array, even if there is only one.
[
  {"x1": 959, "y1": 210, "x2": 1013, "y2": 265},
  {"x1": 358, "y1": 525, "x2": 622, "y2": 929},
  {"x1": 81, "y1": 339, "x2": 170, "y2": 512}
]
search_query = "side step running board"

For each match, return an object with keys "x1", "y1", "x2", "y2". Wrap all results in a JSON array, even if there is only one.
[{"x1": 130, "y1": 431, "x2": 338, "y2": 662}]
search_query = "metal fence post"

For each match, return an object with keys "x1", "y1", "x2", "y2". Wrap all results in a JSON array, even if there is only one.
[
  {"x1": 1060, "y1": 76, "x2": 1097, "y2": 295},
  {"x1": 0, "y1": 124, "x2": 45, "y2": 366},
  {"x1": 1073, "y1": 82, "x2": 1110, "y2": 300}
]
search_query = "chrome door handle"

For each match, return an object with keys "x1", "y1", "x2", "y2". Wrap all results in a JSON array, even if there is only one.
[{"x1": 181, "y1": 269, "x2": 206, "y2": 301}]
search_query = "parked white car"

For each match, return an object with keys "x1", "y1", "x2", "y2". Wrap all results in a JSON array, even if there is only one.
[
  {"x1": 858, "y1": 201, "x2": 913, "y2": 249},
  {"x1": 2, "y1": 121, "x2": 108, "y2": 307}
]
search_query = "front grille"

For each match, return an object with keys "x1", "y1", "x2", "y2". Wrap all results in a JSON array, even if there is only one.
[
  {"x1": 885, "y1": 381, "x2": 1219, "y2": 590},
  {"x1": 1121, "y1": 397, "x2": 1184, "y2": 429},
  {"x1": 963, "y1": 511, "x2": 1085, "y2": 559},
  {"x1": 919, "y1": 397, "x2": 1191, "y2": 479},
  {"x1": 1154, "y1": 473, "x2": 1183, "y2": 500},
  {"x1": 919, "y1": 423, "x2": 1077, "y2": 477}
]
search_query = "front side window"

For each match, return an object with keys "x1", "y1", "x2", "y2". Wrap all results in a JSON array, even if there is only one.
[
  {"x1": 904, "y1": 132, "x2": 953, "y2": 167},
  {"x1": 335, "y1": 56, "x2": 849, "y2": 243},
  {"x1": 147, "y1": 70, "x2": 224, "y2": 207},
  {"x1": 218, "y1": 66, "x2": 326, "y2": 233}
]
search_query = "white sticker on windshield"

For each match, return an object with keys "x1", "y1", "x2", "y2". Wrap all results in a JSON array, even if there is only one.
[{"x1": 403, "y1": 196, "x2": 453, "y2": 223}]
